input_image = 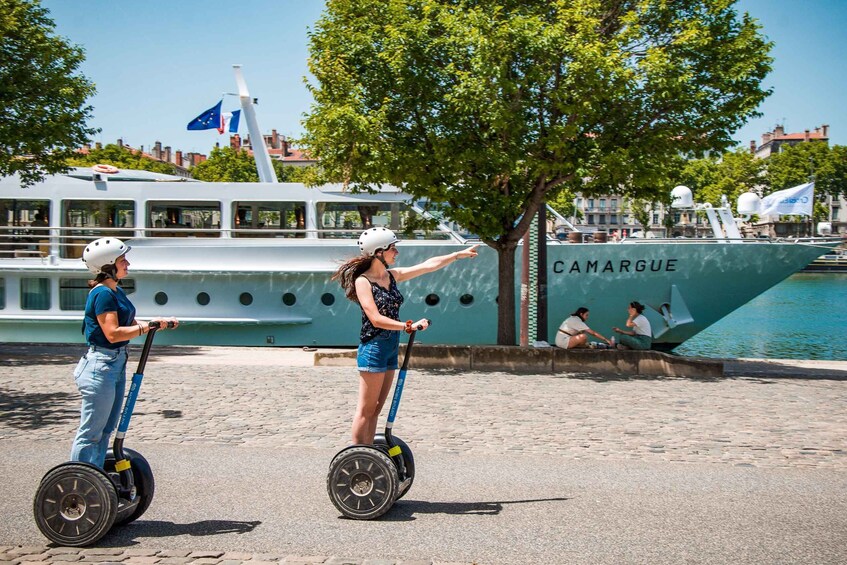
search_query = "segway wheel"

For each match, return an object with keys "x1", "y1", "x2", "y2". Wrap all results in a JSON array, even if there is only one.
[
  {"x1": 33, "y1": 462, "x2": 118, "y2": 547},
  {"x1": 374, "y1": 434, "x2": 415, "y2": 500},
  {"x1": 104, "y1": 447, "x2": 155, "y2": 525},
  {"x1": 327, "y1": 446, "x2": 399, "y2": 520}
]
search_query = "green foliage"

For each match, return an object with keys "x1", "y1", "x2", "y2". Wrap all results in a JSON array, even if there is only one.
[
  {"x1": 274, "y1": 162, "x2": 320, "y2": 183},
  {"x1": 303, "y1": 0, "x2": 772, "y2": 343},
  {"x1": 679, "y1": 148, "x2": 764, "y2": 209},
  {"x1": 191, "y1": 146, "x2": 260, "y2": 182},
  {"x1": 766, "y1": 142, "x2": 847, "y2": 200},
  {"x1": 0, "y1": 0, "x2": 97, "y2": 186},
  {"x1": 67, "y1": 144, "x2": 177, "y2": 174}
]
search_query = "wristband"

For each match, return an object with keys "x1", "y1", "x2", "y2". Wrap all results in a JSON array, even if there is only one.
[{"x1": 405, "y1": 320, "x2": 413, "y2": 334}]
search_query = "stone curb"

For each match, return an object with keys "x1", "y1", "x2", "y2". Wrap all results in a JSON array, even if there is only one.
[{"x1": 314, "y1": 345, "x2": 724, "y2": 378}]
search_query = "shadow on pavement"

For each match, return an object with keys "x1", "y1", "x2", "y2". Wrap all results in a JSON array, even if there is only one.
[
  {"x1": 0, "y1": 344, "x2": 207, "y2": 367},
  {"x1": 0, "y1": 387, "x2": 78, "y2": 429},
  {"x1": 379, "y1": 496, "x2": 570, "y2": 522},
  {"x1": 98, "y1": 519, "x2": 262, "y2": 545}
]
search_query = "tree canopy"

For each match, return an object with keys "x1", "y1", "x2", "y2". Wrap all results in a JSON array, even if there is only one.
[
  {"x1": 66, "y1": 143, "x2": 177, "y2": 175},
  {"x1": 0, "y1": 0, "x2": 97, "y2": 186},
  {"x1": 191, "y1": 146, "x2": 260, "y2": 182},
  {"x1": 303, "y1": 0, "x2": 773, "y2": 344}
]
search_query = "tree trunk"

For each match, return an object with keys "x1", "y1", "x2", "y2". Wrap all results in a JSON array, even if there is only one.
[{"x1": 496, "y1": 243, "x2": 518, "y2": 345}]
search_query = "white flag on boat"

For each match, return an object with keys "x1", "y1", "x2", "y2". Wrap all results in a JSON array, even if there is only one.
[{"x1": 760, "y1": 182, "x2": 815, "y2": 216}]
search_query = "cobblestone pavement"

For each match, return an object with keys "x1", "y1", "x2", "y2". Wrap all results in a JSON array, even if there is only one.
[{"x1": 1, "y1": 346, "x2": 846, "y2": 563}]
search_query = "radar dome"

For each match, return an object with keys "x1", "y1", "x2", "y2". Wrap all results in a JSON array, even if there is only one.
[
  {"x1": 737, "y1": 192, "x2": 762, "y2": 216},
  {"x1": 670, "y1": 185, "x2": 693, "y2": 208},
  {"x1": 817, "y1": 222, "x2": 832, "y2": 236}
]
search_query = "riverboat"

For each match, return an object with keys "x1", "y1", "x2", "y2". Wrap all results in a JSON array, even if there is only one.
[{"x1": 0, "y1": 168, "x2": 839, "y2": 350}]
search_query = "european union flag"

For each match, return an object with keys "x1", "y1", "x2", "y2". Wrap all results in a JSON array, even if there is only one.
[{"x1": 187, "y1": 100, "x2": 222, "y2": 131}]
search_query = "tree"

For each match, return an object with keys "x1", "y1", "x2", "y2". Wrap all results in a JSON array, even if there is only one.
[
  {"x1": 766, "y1": 142, "x2": 847, "y2": 200},
  {"x1": 0, "y1": 0, "x2": 97, "y2": 186},
  {"x1": 679, "y1": 148, "x2": 765, "y2": 208},
  {"x1": 67, "y1": 143, "x2": 177, "y2": 175},
  {"x1": 302, "y1": 0, "x2": 772, "y2": 344},
  {"x1": 191, "y1": 146, "x2": 260, "y2": 182}
]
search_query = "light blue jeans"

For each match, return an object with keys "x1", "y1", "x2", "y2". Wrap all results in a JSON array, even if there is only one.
[{"x1": 70, "y1": 346, "x2": 128, "y2": 467}]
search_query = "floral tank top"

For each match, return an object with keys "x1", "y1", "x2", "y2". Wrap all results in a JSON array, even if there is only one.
[{"x1": 360, "y1": 271, "x2": 404, "y2": 343}]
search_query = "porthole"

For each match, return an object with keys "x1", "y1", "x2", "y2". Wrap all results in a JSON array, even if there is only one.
[
  {"x1": 240, "y1": 292, "x2": 253, "y2": 306},
  {"x1": 282, "y1": 293, "x2": 296, "y2": 306},
  {"x1": 425, "y1": 293, "x2": 440, "y2": 306},
  {"x1": 321, "y1": 293, "x2": 335, "y2": 306},
  {"x1": 459, "y1": 294, "x2": 474, "y2": 306},
  {"x1": 154, "y1": 292, "x2": 168, "y2": 306},
  {"x1": 196, "y1": 292, "x2": 210, "y2": 306}
]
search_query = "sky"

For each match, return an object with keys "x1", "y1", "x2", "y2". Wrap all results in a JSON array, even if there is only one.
[{"x1": 41, "y1": 0, "x2": 847, "y2": 156}]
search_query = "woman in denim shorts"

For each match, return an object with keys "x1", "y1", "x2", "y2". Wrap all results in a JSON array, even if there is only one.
[
  {"x1": 332, "y1": 227, "x2": 479, "y2": 445},
  {"x1": 71, "y1": 238, "x2": 178, "y2": 468}
]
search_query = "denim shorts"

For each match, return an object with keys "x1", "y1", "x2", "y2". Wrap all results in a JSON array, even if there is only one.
[{"x1": 357, "y1": 331, "x2": 400, "y2": 372}]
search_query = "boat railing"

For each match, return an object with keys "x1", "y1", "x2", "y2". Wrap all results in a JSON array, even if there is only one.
[{"x1": 0, "y1": 224, "x2": 461, "y2": 260}]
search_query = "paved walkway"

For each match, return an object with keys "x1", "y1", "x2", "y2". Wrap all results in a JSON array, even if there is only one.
[{"x1": 1, "y1": 345, "x2": 846, "y2": 564}]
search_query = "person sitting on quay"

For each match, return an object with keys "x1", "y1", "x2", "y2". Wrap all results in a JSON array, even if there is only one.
[
  {"x1": 555, "y1": 306, "x2": 612, "y2": 349},
  {"x1": 612, "y1": 301, "x2": 653, "y2": 350}
]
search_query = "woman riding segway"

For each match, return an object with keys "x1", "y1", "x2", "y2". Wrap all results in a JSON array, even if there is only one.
[{"x1": 327, "y1": 228, "x2": 478, "y2": 519}]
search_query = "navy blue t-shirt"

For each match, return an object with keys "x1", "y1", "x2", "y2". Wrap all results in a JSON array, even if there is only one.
[{"x1": 83, "y1": 285, "x2": 136, "y2": 349}]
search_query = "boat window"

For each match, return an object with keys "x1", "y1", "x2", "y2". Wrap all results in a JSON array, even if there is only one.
[
  {"x1": 0, "y1": 199, "x2": 50, "y2": 258},
  {"x1": 232, "y1": 201, "x2": 307, "y2": 238},
  {"x1": 61, "y1": 200, "x2": 135, "y2": 259},
  {"x1": 147, "y1": 202, "x2": 221, "y2": 237},
  {"x1": 59, "y1": 278, "x2": 89, "y2": 310},
  {"x1": 197, "y1": 292, "x2": 210, "y2": 306},
  {"x1": 21, "y1": 277, "x2": 50, "y2": 310},
  {"x1": 282, "y1": 293, "x2": 296, "y2": 306},
  {"x1": 316, "y1": 202, "x2": 411, "y2": 238},
  {"x1": 155, "y1": 292, "x2": 168, "y2": 305}
]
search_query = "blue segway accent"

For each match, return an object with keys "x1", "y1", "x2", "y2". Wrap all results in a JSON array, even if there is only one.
[{"x1": 117, "y1": 372, "x2": 143, "y2": 435}]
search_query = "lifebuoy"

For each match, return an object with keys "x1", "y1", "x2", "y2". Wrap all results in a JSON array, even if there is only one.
[{"x1": 92, "y1": 164, "x2": 119, "y2": 174}]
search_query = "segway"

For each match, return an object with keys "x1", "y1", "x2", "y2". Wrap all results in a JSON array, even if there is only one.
[
  {"x1": 327, "y1": 321, "x2": 428, "y2": 519},
  {"x1": 33, "y1": 321, "x2": 174, "y2": 546}
]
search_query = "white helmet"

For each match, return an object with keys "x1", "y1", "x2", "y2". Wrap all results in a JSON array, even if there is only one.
[
  {"x1": 358, "y1": 227, "x2": 398, "y2": 257},
  {"x1": 82, "y1": 237, "x2": 131, "y2": 275}
]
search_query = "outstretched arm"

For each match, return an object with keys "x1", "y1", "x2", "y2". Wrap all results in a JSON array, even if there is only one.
[{"x1": 391, "y1": 244, "x2": 480, "y2": 283}]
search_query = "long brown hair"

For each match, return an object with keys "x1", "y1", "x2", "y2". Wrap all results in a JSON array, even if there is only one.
[
  {"x1": 87, "y1": 264, "x2": 118, "y2": 289},
  {"x1": 331, "y1": 255, "x2": 374, "y2": 303}
]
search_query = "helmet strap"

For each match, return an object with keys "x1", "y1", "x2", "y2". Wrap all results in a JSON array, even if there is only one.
[{"x1": 375, "y1": 251, "x2": 389, "y2": 269}]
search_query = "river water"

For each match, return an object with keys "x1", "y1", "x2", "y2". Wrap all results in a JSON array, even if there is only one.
[{"x1": 675, "y1": 273, "x2": 847, "y2": 361}]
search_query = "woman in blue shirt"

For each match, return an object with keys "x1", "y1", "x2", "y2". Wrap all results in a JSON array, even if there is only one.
[
  {"x1": 332, "y1": 227, "x2": 479, "y2": 445},
  {"x1": 71, "y1": 238, "x2": 178, "y2": 467}
]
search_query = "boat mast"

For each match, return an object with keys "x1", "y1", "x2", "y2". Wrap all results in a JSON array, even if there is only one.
[{"x1": 233, "y1": 65, "x2": 278, "y2": 183}]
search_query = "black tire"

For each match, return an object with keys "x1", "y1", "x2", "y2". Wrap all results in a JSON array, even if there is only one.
[
  {"x1": 327, "y1": 446, "x2": 399, "y2": 520},
  {"x1": 374, "y1": 433, "x2": 415, "y2": 500},
  {"x1": 104, "y1": 447, "x2": 155, "y2": 525},
  {"x1": 33, "y1": 462, "x2": 118, "y2": 547}
]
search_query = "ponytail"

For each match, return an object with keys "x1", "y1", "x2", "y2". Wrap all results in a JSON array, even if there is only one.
[{"x1": 331, "y1": 255, "x2": 374, "y2": 303}]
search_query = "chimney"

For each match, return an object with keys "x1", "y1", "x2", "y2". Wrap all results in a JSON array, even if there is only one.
[
  {"x1": 272, "y1": 129, "x2": 279, "y2": 149},
  {"x1": 153, "y1": 141, "x2": 162, "y2": 160},
  {"x1": 804, "y1": 129, "x2": 810, "y2": 142},
  {"x1": 164, "y1": 146, "x2": 172, "y2": 163},
  {"x1": 230, "y1": 134, "x2": 241, "y2": 151},
  {"x1": 95, "y1": 142, "x2": 102, "y2": 150},
  {"x1": 117, "y1": 138, "x2": 123, "y2": 148},
  {"x1": 140, "y1": 145, "x2": 144, "y2": 155},
  {"x1": 281, "y1": 136, "x2": 290, "y2": 157},
  {"x1": 175, "y1": 150, "x2": 183, "y2": 166},
  {"x1": 822, "y1": 124, "x2": 830, "y2": 138},
  {"x1": 749, "y1": 140, "x2": 757, "y2": 154},
  {"x1": 762, "y1": 132, "x2": 772, "y2": 145},
  {"x1": 774, "y1": 125, "x2": 784, "y2": 137}
]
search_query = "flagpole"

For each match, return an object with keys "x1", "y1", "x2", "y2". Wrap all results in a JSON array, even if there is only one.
[{"x1": 233, "y1": 65, "x2": 278, "y2": 183}]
